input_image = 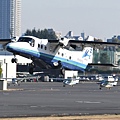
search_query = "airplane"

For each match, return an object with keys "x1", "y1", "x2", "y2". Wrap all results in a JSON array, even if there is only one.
[
  {"x1": 1, "y1": 35, "x2": 120, "y2": 75},
  {"x1": 98, "y1": 80, "x2": 118, "y2": 89},
  {"x1": 98, "y1": 75, "x2": 118, "y2": 89},
  {"x1": 63, "y1": 77, "x2": 79, "y2": 87},
  {"x1": 7, "y1": 75, "x2": 38, "y2": 86},
  {"x1": 7, "y1": 78, "x2": 21, "y2": 86}
]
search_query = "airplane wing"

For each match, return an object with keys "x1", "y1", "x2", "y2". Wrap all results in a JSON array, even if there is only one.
[
  {"x1": 0, "y1": 39, "x2": 11, "y2": 49},
  {"x1": 68, "y1": 40, "x2": 120, "y2": 49},
  {"x1": 0, "y1": 39, "x2": 11, "y2": 45},
  {"x1": 48, "y1": 40, "x2": 63, "y2": 46},
  {"x1": 33, "y1": 59, "x2": 52, "y2": 69},
  {"x1": 88, "y1": 63, "x2": 118, "y2": 67},
  {"x1": 48, "y1": 40, "x2": 64, "y2": 52}
]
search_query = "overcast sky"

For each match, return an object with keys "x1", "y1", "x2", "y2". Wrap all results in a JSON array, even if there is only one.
[{"x1": 21, "y1": 0, "x2": 120, "y2": 40}]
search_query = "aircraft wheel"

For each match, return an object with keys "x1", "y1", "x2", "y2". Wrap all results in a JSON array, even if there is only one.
[
  {"x1": 11, "y1": 58, "x2": 15, "y2": 63},
  {"x1": 63, "y1": 84, "x2": 65, "y2": 87},
  {"x1": 61, "y1": 68, "x2": 65, "y2": 75},
  {"x1": 11, "y1": 58, "x2": 18, "y2": 63},
  {"x1": 14, "y1": 58, "x2": 18, "y2": 63}
]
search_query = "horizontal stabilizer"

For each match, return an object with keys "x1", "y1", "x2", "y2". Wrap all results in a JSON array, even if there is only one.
[
  {"x1": 68, "y1": 40, "x2": 120, "y2": 49},
  {"x1": 88, "y1": 63, "x2": 118, "y2": 67}
]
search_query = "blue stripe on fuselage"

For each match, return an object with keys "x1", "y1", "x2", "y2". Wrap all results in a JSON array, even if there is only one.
[
  {"x1": 6, "y1": 43, "x2": 40, "y2": 58},
  {"x1": 40, "y1": 52, "x2": 87, "y2": 71},
  {"x1": 7, "y1": 44, "x2": 87, "y2": 71}
]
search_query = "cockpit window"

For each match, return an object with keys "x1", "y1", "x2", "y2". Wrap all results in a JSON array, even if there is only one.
[{"x1": 18, "y1": 37, "x2": 35, "y2": 47}]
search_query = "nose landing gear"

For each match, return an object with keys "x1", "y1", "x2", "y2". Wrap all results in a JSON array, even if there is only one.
[{"x1": 11, "y1": 58, "x2": 18, "y2": 63}]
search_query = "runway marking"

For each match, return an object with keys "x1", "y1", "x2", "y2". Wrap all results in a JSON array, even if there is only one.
[
  {"x1": 28, "y1": 89, "x2": 60, "y2": 92},
  {"x1": 76, "y1": 101, "x2": 101, "y2": 104},
  {"x1": 30, "y1": 106, "x2": 38, "y2": 108}
]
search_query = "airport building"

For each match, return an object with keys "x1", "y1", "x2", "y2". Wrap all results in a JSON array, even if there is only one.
[
  {"x1": 0, "y1": 0, "x2": 21, "y2": 39},
  {"x1": 0, "y1": 48, "x2": 32, "y2": 80}
]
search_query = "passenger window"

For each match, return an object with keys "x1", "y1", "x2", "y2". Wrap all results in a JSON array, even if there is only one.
[
  {"x1": 38, "y1": 44, "x2": 40, "y2": 48},
  {"x1": 41, "y1": 45, "x2": 43, "y2": 49},
  {"x1": 45, "y1": 46, "x2": 47, "y2": 50}
]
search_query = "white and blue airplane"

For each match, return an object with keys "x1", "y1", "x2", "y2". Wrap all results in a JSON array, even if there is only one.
[
  {"x1": 5, "y1": 36, "x2": 94, "y2": 75},
  {"x1": 1, "y1": 35, "x2": 120, "y2": 75},
  {"x1": 98, "y1": 75, "x2": 118, "y2": 89},
  {"x1": 63, "y1": 77, "x2": 79, "y2": 87}
]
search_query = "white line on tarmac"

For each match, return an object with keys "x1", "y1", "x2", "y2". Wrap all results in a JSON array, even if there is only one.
[{"x1": 76, "y1": 101, "x2": 101, "y2": 104}]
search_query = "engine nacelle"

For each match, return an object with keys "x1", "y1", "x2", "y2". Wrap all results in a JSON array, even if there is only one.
[
  {"x1": 53, "y1": 61, "x2": 62, "y2": 68},
  {"x1": 53, "y1": 62, "x2": 59, "y2": 67}
]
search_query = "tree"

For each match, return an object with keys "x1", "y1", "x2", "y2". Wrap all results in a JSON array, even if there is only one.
[
  {"x1": 93, "y1": 50, "x2": 99, "y2": 63},
  {"x1": 94, "y1": 38, "x2": 103, "y2": 42},
  {"x1": 99, "y1": 52, "x2": 110, "y2": 64},
  {"x1": 24, "y1": 28, "x2": 58, "y2": 40},
  {"x1": 112, "y1": 38, "x2": 120, "y2": 43},
  {"x1": 0, "y1": 65, "x2": 2, "y2": 78}
]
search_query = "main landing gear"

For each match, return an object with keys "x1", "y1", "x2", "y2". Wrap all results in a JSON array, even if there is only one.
[
  {"x1": 29, "y1": 62, "x2": 35, "y2": 74},
  {"x1": 61, "y1": 68, "x2": 65, "y2": 76},
  {"x1": 53, "y1": 61, "x2": 65, "y2": 76},
  {"x1": 29, "y1": 67, "x2": 34, "y2": 74}
]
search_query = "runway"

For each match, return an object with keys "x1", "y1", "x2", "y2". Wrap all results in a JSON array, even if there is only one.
[{"x1": 0, "y1": 81, "x2": 120, "y2": 117}]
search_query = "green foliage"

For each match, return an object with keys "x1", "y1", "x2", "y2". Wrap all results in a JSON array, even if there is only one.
[
  {"x1": 94, "y1": 38, "x2": 103, "y2": 42},
  {"x1": 99, "y1": 52, "x2": 110, "y2": 64},
  {"x1": 0, "y1": 65, "x2": 2, "y2": 78},
  {"x1": 93, "y1": 50, "x2": 110, "y2": 64},
  {"x1": 93, "y1": 51, "x2": 99, "y2": 63},
  {"x1": 112, "y1": 38, "x2": 120, "y2": 43},
  {"x1": 25, "y1": 28, "x2": 58, "y2": 40}
]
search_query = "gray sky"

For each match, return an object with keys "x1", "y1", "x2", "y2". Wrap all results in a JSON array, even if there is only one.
[{"x1": 21, "y1": 0, "x2": 120, "y2": 40}]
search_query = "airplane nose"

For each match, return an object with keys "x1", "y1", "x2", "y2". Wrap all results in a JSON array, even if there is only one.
[
  {"x1": 6, "y1": 43, "x2": 11, "y2": 50},
  {"x1": 6, "y1": 43, "x2": 15, "y2": 52}
]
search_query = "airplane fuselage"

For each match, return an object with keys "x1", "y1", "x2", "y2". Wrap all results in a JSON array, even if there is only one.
[{"x1": 6, "y1": 36, "x2": 93, "y2": 74}]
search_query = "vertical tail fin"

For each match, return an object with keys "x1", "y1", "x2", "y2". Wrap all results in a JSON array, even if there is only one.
[
  {"x1": 82, "y1": 47, "x2": 93, "y2": 65},
  {"x1": 82, "y1": 35, "x2": 94, "y2": 65}
]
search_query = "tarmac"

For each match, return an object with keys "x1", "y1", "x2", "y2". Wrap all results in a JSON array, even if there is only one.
[{"x1": 0, "y1": 81, "x2": 120, "y2": 118}]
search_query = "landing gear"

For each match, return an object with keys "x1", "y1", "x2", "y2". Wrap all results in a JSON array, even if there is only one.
[
  {"x1": 61, "y1": 68, "x2": 65, "y2": 75},
  {"x1": 11, "y1": 58, "x2": 18, "y2": 63},
  {"x1": 53, "y1": 61, "x2": 62, "y2": 69},
  {"x1": 29, "y1": 62, "x2": 35, "y2": 74},
  {"x1": 29, "y1": 67, "x2": 34, "y2": 74}
]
